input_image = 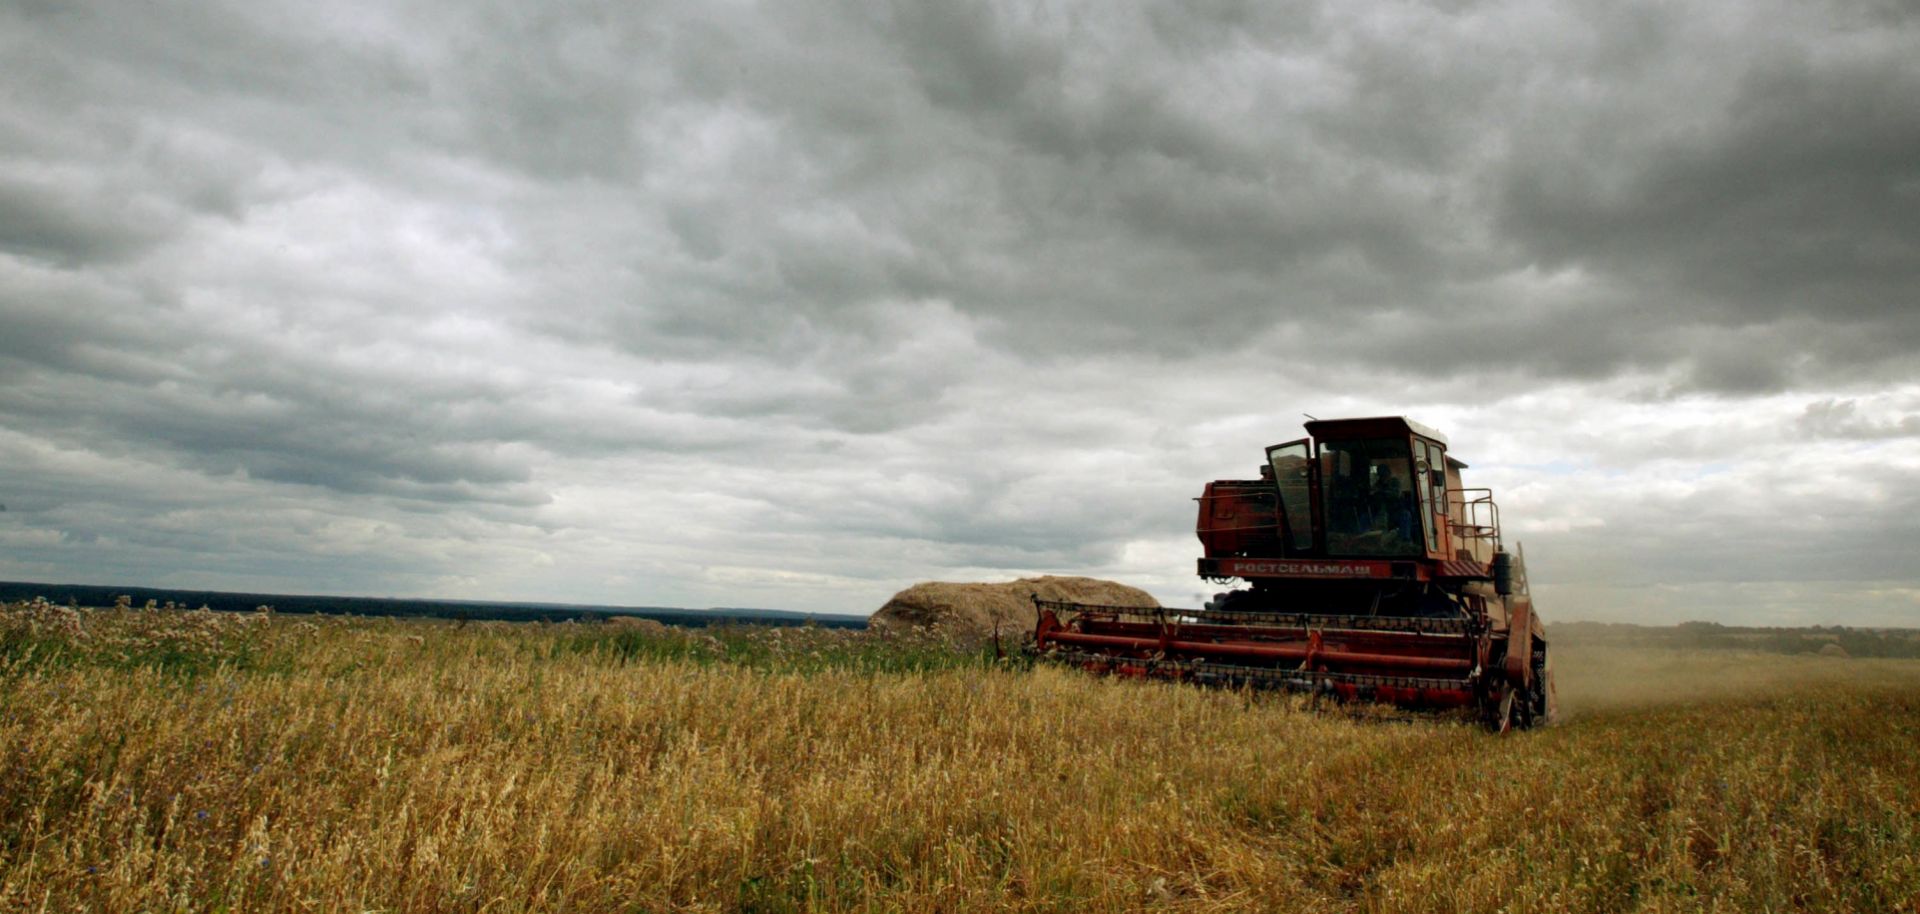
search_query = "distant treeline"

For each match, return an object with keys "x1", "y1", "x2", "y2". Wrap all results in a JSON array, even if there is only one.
[
  {"x1": 0, "y1": 581, "x2": 867, "y2": 629},
  {"x1": 1554, "y1": 620, "x2": 1920, "y2": 659}
]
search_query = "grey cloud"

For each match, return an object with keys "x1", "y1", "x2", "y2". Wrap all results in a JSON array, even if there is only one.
[
  {"x1": 1495, "y1": 24, "x2": 1920, "y2": 359},
  {"x1": 3, "y1": 0, "x2": 1918, "y2": 623},
  {"x1": 517, "y1": 0, "x2": 1919, "y2": 386},
  {"x1": 0, "y1": 177, "x2": 175, "y2": 267},
  {"x1": 1797, "y1": 398, "x2": 1920, "y2": 440},
  {"x1": 0, "y1": 372, "x2": 543, "y2": 505}
]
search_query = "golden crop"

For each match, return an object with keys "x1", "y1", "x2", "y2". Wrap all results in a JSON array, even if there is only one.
[{"x1": 3, "y1": 602, "x2": 1917, "y2": 913}]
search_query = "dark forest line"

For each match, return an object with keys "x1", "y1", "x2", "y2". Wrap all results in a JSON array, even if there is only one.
[{"x1": 0, "y1": 580, "x2": 868, "y2": 629}]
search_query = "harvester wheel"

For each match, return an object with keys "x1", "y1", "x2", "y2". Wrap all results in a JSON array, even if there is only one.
[
  {"x1": 1492, "y1": 688, "x2": 1516, "y2": 734},
  {"x1": 1481, "y1": 637, "x2": 1556, "y2": 733},
  {"x1": 1532, "y1": 643, "x2": 1557, "y2": 726}
]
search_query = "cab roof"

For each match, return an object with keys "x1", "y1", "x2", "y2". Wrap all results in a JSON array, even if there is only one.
[{"x1": 1302, "y1": 416, "x2": 1449, "y2": 447}]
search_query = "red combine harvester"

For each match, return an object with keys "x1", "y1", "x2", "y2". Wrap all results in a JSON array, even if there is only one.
[{"x1": 1032, "y1": 417, "x2": 1554, "y2": 731}]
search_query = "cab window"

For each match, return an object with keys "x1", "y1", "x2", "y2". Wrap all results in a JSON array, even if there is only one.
[
  {"x1": 1265, "y1": 440, "x2": 1314, "y2": 551},
  {"x1": 1319, "y1": 438, "x2": 1420, "y2": 556}
]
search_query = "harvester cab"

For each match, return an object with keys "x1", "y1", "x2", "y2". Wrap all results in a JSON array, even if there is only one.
[{"x1": 1032, "y1": 417, "x2": 1554, "y2": 731}]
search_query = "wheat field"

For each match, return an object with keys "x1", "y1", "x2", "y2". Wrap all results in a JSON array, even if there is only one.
[{"x1": 3, "y1": 602, "x2": 1919, "y2": 913}]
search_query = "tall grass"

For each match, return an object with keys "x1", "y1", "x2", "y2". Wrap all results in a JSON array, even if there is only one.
[
  {"x1": 556, "y1": 622, "x2": 998, "y2": 675},
  {"x1": 2, "y1": 602, "x2": 1917, "y2": 912},
  {"x1": 0, "y1": 597, "x2": 286, "y2": 676}
]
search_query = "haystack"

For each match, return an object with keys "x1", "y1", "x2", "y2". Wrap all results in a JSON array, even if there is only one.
[
  {"x1": 1817, "y1": 642, "x2": 1849, "y2": 658},
  {"x1": 870, "y1": 575, "x2": 1158, "y2": 639},
  {"x1": 605, "y1": 615, "x2": 671, "y2": 635}
]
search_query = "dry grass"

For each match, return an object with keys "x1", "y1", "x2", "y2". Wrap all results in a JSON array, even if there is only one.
[{"x1": 3, "y1": 602, "x2": 1919, "y2": 913}]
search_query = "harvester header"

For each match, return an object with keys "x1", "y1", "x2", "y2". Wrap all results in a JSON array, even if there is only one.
[{"x1": 1032, "y1": 417, "x2": 1554, "y2": 731}]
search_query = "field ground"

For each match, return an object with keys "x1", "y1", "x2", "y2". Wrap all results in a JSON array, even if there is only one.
[{"x1": 4, "y1": 602, "x2": 1919, "y2": 913}]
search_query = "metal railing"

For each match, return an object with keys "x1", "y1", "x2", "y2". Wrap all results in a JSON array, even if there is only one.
[{"x1": 1446, "y1": 488, "x2": 1501, "y2": 561}]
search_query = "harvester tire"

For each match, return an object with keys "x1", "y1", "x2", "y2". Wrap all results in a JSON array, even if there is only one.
[
  {"x1": 1533, "y1": 643, "x2": 1557, "y2": 725},
  {"x1": 1482, "y1": 641, "x2": 1552, "y2": 733}
]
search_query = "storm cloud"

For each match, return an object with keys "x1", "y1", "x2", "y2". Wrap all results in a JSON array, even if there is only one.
[{"x1": 2, "y1": 0, "x2": 1916, "y2": 624}]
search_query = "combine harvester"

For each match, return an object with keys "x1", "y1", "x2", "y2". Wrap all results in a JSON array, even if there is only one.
[{"x1": 1032, "y1": 417, "x2": 1554, "y2": 731}]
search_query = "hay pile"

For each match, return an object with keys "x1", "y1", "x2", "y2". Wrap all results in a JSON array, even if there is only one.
[
  {"x1": 605, "y1": 616, "x2": 671, "y2": 635},
  {"x1": 870, "y1": 576, "x2": 1159, "y2": 639}
]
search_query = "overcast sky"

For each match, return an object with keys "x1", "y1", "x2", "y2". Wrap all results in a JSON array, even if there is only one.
[{"x1": 2, "y1": 0, "x2": 1917, "y2": 625}]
